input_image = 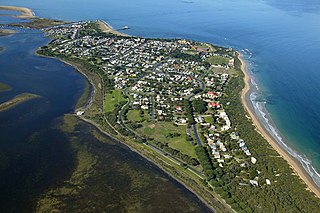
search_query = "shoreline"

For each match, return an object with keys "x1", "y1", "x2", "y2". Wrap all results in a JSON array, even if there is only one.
[
  {"x1": 77, "y1": 116, "x2": 217, "y2": 213},
  {"x1": 36, "y1": 52, "x2": 219, "y2": 212},
  {"x1": 2, "y1": 2, "x2": 319, "y2": 211},
  {"x1": 64, "y1": 61, "x2": 218, "y2": 213},
  {"x1": 238, "y1": 53, "x2": 320, "y2": 198},
  {"x1": 0, "y1": 5, "x2": 35, "y2": 19},
  {"x1": 63, "y1": 61, "x2": 218, "y2": 213}
]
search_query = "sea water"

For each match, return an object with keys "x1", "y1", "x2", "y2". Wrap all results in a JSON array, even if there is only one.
[{"x1": 2, "y1": 0, "x2": 320, "y2": 189}]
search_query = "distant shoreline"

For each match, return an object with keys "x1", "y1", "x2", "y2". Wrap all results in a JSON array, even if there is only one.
[
  {"x1": 238, "y1": 53, "x2": 320, "y2": 198},
  {"x1": 0, "y1": 5, "x2": 35, "y2": 19}
]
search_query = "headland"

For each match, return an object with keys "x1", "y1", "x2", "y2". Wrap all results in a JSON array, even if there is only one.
[{"x1": 2, "y1": 4, "x2": 320, "y2": 212}]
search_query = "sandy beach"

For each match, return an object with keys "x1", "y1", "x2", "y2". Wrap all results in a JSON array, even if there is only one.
[
  {"x1": 97, "y1": 20, "x2": 130, "y2": 37},
  {"x1": 0, "y1": 5, "x2": 35, "y2": 19},
  {"x1": 238, "y1": 53, "x2": 320, "y2": 198}
]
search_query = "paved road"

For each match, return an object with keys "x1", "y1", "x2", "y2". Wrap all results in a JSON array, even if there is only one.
[
  {"x1": 187, "y1": 76, "x2": 206, "y2": 146},
  {"x1": 192, "y1": 123, "x2": 203, "y2": 146}
]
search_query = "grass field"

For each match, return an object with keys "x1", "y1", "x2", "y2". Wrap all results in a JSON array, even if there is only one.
[
  {"x1": 207, "y1": 55, "x2": 229, "y2": 66},
  {"x1": 127, "y1": 109, "x2": 143, "y2": 122},
  {"x1": 137, "y1": 121, "x2": 197, "y2": 158},
  {"x1": 104, "y1": 90, "x2": 127, "y2": 112},
  {"x1": 204, "y1": 115, "x2": 214, "y2": 124}
]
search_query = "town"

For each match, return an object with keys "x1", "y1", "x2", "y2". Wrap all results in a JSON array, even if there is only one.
[{"x1": 39, "y1": 21, "x2": 271, "y2": 191}]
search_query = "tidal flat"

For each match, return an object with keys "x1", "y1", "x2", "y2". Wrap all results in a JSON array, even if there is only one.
[{"x1": 36, "y1": 115, "x2": 212, "y2": 213}]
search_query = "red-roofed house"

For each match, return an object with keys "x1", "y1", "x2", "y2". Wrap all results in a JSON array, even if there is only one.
[
  {"x1": 207, "y1": 91, "x2": 218, "y2": 99},
  {"x1": 208, "y1": 102, "x2": 221, "y2": 109}
]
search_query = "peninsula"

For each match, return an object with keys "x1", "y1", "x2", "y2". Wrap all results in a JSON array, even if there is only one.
[{"x1": 2, "y1": 5, "x2": 320, "y2": 212}]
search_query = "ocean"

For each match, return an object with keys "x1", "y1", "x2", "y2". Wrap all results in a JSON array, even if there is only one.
[{"x1": 1, "y1": 0, "x2": 320, "y2": 199}]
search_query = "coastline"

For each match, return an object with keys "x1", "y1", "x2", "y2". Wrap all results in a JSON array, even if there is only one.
[
  {"x1": 2, "y1": 2, "x2": 320, "y2": 211},
  {"x1": 62, "y1": 60, "x2": 219, "y2": 213},
  {"x1": 0, "y1": 5, "x2": 35, "y2": 19},
  {"x1": 238, "y1": 53, "x2": 320, "y2": 198},
  {"x1": 35, "y1": 52, "x2": 221, "y2": 212},
  {"x1": 78, "y1": 116, "x2": 217, "y2": 213}
]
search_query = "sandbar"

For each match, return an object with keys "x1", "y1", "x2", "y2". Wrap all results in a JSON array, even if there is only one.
[
  {"x1": 0, "y1": 5, "x2": 35, "y2": 19},
  {"x1": 0, "y1": 93, "x2": 40, "y2": 112}
]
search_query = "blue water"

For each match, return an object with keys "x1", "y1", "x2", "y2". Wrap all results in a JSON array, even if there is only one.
[{"x1": 1, "y1": 0, "x2": 320, "y2": 184}]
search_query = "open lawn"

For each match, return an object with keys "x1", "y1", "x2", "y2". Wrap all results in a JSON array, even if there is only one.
[
  {"x1": 104, "y1": 90, "x2": 127, "y2": 112},
  {"x1": 204, "y1": 115, "x2": 214, "y2": 124},
  {"x1": 193, "y1": 43, "x2": 215, "y2": 52},
  {"x1": 127, "y1": 109, "x2": 143, "y2": 122},
  {"x1": 137, "y1": 121, "x2": 197, "y2": 158},
  {"x1": 207, "y1": 55, "x2": 229, "y2": 66}
]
